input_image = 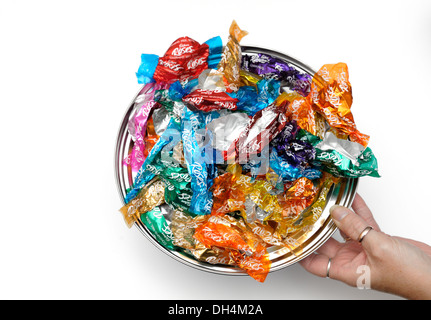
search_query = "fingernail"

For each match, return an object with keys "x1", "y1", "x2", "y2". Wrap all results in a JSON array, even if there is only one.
[{"x1": 330, "y1": 205, "x2": 349, "y2": 222}]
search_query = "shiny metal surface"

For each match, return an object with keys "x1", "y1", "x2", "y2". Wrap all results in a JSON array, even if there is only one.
[{"x1": 114, "y1": 46, "x2": 358, "y2": 276}]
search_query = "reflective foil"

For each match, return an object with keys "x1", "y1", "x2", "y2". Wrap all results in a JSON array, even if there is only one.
[
  {"x1": 228, "y1": 78, "x2": 281, "y2": 116},
  {"x1": 206, "y1": 112, "x2": 251, "y2": 152},
  {"x1": 124, "y1": 117, "x2": 183, "y2": 204},
  {"x1": 217, "y1": 20, "x2": 248, "y2": 92},
  {"x1": 193, "y1": 215, "x2": 271, "y2": 282},
  {"x1": 119, "y1": 178, "x2": 165, "y2": 228},
  {"x1": 226, "y1": 102, "x2": 288, "y2": 162},
  {"x1": 181, "y1": 107, "x2": 221, "y2": 215},
  {"x1": 153, "y1": 37, "x2": 209, "y2": 84},
  {"x1": 241, "y1": 53, "x2": 311, "y2": 96},
  {"x1": 182, "y1": 88, "x2": 238, "y2": 112},
  {"x1": 123, "y1": 83, "x2": 159, "y2": 172},
  {"x1": 275, "y1": 173, "x2": 338, "y2": 237},
  {"x1": 309, "y1": 63, "x2": 370, "y2": 147},
  {"x1": 140, "y1": 206, "x2": 175, "y2": 250}
]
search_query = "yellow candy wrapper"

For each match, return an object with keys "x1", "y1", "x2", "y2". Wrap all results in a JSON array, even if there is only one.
[{"x1": 119, "y1": 178, "x2": 165, "y2": 228}]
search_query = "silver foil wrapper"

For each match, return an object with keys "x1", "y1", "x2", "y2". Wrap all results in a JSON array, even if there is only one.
[
  {"x1": 206, "y1": 113, "x2": 250, "y2": 151},
  {"x1": 316, "y1": 132, "x2": 365, "y2": 165}
]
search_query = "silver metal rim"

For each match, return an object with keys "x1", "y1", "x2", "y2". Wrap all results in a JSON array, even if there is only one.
[{"x1": 114, "y1": 46, "x2": 358, "y2": 276}]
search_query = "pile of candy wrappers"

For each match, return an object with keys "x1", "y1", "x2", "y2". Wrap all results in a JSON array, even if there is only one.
[{"x1": 119, "y1": 21, "x2": 379, "y2": 282}]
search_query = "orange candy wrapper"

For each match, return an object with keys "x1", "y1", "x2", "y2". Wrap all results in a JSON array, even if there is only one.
[
  {"x1": 309, "y1": 63, "x2": 370, "y2": 147},
  {"x1": 143, "y1": 117, "x2": 160, "y2": 158},
  {"x1": 277, "y1": 177, "x2": 318, "y2": 218},
  {"x1": 211, "y1": 164, "x2": 282, "y2": 222},
  {"x1": 275, "y1": 173, "x2": 339, "y2": 237},
  {"x1": 194, "y1": 215, "x2": 271, "y2": 282}
]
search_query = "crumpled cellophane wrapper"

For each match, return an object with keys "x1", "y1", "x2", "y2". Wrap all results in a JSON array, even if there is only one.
[
  {"x1": 309, "y1": 63, "x2": 370, "y2": 147},
  {"x1": 216, "y1": 20, "x2": 248, "y2": 92},
  {"x1": 119, "y1": 178, "x2": 165, "y2": 228}
]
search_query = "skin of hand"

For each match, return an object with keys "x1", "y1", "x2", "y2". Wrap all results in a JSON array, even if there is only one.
[{"x1": 299, "y1": 194, "x2": 431, "y2": 300}]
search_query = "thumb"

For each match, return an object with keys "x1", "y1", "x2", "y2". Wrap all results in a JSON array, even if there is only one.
[{"x1": 330, "y1": 205, "x2": 377, "y2": 250}]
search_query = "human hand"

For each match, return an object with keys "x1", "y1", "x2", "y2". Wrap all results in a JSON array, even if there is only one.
[{"x1": 299, "y1": 194, "x2": 431, "y2": 300}]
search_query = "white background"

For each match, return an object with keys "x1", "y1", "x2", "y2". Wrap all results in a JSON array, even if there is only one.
[{"x1": 1, "y1": 0, "x2": 430, "y2": 300}]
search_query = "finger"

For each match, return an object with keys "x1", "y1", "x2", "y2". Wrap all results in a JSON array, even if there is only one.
[
  {"x1": 339, "y1": 230, "x2": 352, "y2": 242},
  {"x1": 316, "y1": 238, "x2": 342, "y2": 258},
  {"x1": 329, "y1": 205, "x2": 378, "y2": 252},
  {"x1": 299, "y1": 253, "x2": 330, "y2": 278},
  {"x1": 351, "y1": 194, "x2": 381, "y2": 231}
]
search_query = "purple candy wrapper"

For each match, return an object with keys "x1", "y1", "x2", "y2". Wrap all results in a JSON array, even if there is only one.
[
  {"x1": 241, "y1": 53, "x2": 311, "y2": 96},
  {"x1": 271, "y1": 121, "x2": 316, "y2": 168}
]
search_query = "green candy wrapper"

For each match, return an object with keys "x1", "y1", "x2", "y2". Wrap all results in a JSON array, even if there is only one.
[
  {"x1": 315, "y1": 146, "x2": 379, "y2": 178},
  {"x1": 156, "y1": 158, "x2": 194, "y2": 214},
  {"x1": 297, "y1": 130, "x2": 379, "y2": 178},
  {"x1": 140, "y1": 206, "x2": 175, "y2": 250},
  {"x1": 314, "y1": 133, "x2": 379, "y2": 178}
]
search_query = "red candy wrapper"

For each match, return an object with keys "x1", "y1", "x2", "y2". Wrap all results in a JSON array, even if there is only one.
[
  {"x1": 183, "y1": 88, "x2": 238, "y2": 112},
  {"x1": 226, "y1": 101, "x2": 288, "y2": 161},
  {"x1": 153, "y1": 37, "x2": 209, "y2": 84}
]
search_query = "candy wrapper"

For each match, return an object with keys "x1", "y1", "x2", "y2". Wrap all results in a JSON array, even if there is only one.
[
  {"x1": 124, "y1": 117, "x2": 183, "y2": 204},
  {"x1": 205, "y1": 112, "x2": 250, "y2": 153},
  {"x1": 140, "y1": 205, "x2": 175, "y2": 250},
  {"x1": 193, "y1": 214, "x2": 271, "y2": 282},
  {"x1": 226, "y1": 101, "x2": 288, "y2": 163},
  {"x1": 120, "y1": 20, "x2": 380, "y2": 283},
  {"x1": 269, "y1": 148, "x2": 321, "y2": 182},
  {"x1": 217, "y1": 20, "x2": 248, "y2": 91},
  {"x1": 228, "y1": 78, "x2": 281, "y2": 116},
  {"x1": 315, "y1": 135, "x2": 380, "y2": 178},
  {"x1": 241, "y1": 53, "x2": 312, "y2": 96},
  {"x1": 120, "y1": 178, "x2": 165, "y2": 228},
  {"x1": 123, "y1": 83, "x2": 160, "y2": 172},
  {"x1": 309, "y1": 63, "x2": 370, "y2": 147},
  {"x1": 275, "y1": 173, "x2": 339, "y2": 237},
  {"x1": 277, "y1": 177, "x2": 318, "y2": 218},
  {"x1": 182, "y1": 88, "x2": 238, "y2": 112},
  {"x1": 181, "y1": 107, "x2": 221, "y2": 215}
]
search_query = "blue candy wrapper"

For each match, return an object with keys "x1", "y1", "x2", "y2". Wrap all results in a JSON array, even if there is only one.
[
  {"x1": 125, "y1": 116, "x2": 183, "y2": 204},
  {"x1": 136, "y1": 54, "x2": 159, "y2": 85},
  {"x1": 204, "y1": 36, "x2": 223, "y2": 69},
  {"x1": 181, "y1": 107, "x2": 221, "y2": 215},
  {"x1": 229, "y1": 78, "x2": 280, "y2": 116},
  {"x1": 269, "y1": 148, "x2": 321, "y2": 182},
  {"x1": 168, "y1": 78, "x2": 199, "y2": 101}
]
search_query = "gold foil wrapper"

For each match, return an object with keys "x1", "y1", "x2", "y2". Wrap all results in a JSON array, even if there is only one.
[
  {"x1": 239, "y1": 70, "x2": 262, "y2": 87},
  {"x1": 217, "y1": 20, "x2": 248, "y2": 91},
  {"x1": 192, "y1": 246, "x2": 236, "y2": 266},
  {"x1": 172, "y1": 140, "x2": 187, "y2": 167},
  {"x1": 119, "y1": 178, "x2": 165, "y2": 228},
  {"x1": 247, "y1": 221, "x2": 283, "y2": 247},
  {"x1": 170, "y1": 210, "x2": 208, "y2": 250}
]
